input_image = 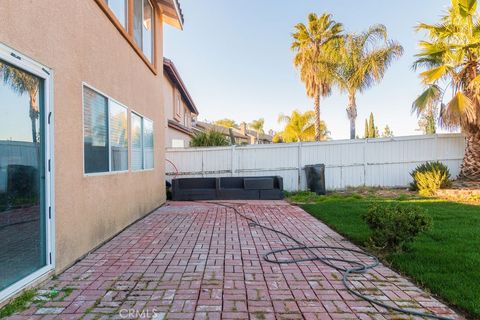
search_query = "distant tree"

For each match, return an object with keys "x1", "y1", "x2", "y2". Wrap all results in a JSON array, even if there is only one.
[
  {"x1": 292, "y1": 13, "x2": 343, "y2": 141},
  {"x1": 382, "y1": 125, "x2": 394, "y2": 137},
  {"x1": 277, "y1": 110, "x2": 329, "y2": 143},
  {"x1": 272, "y1": 133, "x2": 284, "y2": 143},
  {"x1": 368, "y1": 112, "x2": 377, "y2": 138},
  {"x1": 214, "y1": 118, "x2": 239, "y2": 129},
  {"x1": 415, "y1": 96, "x2": 438, "y2": 135},
  {"x1": 418, "y1": 113, "x2": 437, "y2": 135},
  {"x1": 335, "y1": 25, "x2": 403, "y2": 139},
  {"x1": 364, "y1": 113, "x2": 381, "y2": 138},
  {"x1": 249, "y1": 118, "x2": 265, "y2": 134},
  {"x1": 364, "y1": 119, "x2": 369, "y2": 138},
  {"x1": 190, "y1": 131, "x2": 230, "y2": 147}
]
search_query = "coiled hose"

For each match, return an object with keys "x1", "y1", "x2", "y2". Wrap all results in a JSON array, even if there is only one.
[{"x1": 207, "y1": 201, "x2": 453, "y2": 320}]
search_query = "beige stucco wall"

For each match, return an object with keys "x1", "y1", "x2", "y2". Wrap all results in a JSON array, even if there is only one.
[
  {"x1": 163, "y1": 74, "x2": 194, "y2": 148},
  {"x1": 166, "y1": 128, "x2": 192, "y2": 148},
  {"x1": 164, "y1": 74, "x2": 175, "y2": 121},
  {"x1": 0, "y1": 0, "x2": 167, "y2": 272}
]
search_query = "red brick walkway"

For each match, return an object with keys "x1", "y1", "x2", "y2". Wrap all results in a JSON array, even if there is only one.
[{"x1": 8, "y1": 201, "x2": 460, "y2": 319}]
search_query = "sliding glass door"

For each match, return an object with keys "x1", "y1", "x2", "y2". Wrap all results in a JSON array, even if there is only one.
[{"x1": 0, "y1": 59, "x2": 47, "y2": 291}]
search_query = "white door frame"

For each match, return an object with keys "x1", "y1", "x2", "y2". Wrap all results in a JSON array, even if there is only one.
[{"x1": 0, "y1": 42, "x2": 55, "y2": 303}]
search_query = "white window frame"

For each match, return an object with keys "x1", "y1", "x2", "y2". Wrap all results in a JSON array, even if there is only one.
[
  {"x1": 0, "y1": 43, "x2": 55, "y2": 303},
  {"x1": 131, "y1": 111, "x2": 154, "y2": 171},
  {"x1": 172, "y1": 139, "x2": 185, "y2": 148},
  {"x1": 82, "y1": 83, "x2": 129, "y2": 176}
]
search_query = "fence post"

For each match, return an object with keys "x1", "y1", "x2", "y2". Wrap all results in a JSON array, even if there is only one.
[
  {"x1": 231, "y1": 145, "x2": 236, "y2": 177},
  {"x1": 434, "y1": 134, "x2": 439, "y2": 161},
  {"x1": 201, "y1": 149, "x2": 205, "y2": 177},
  {"x1": 363, "y1": 139, "x2": 368, "y2": 186},
  {"x1": 297, "y1": 142, "x2": 302, "y2": 191}
]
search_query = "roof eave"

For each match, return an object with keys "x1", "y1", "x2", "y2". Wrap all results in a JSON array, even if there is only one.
[
  {"x1": 158, "y1": 0, "x2": 184, "y2": 30},
  {"x1": 164, "y1": 58, "x2": 199, "y2": 115}
]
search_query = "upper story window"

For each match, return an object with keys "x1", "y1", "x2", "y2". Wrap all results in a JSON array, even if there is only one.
[
  {"x1": 184, "y1": 112, "x2": 189, "y2": 127},
  {"x1": 106, "y1": 0, "x2": 127, "y2": 28},
  {"x1": 97, "y1": 0, "x2": 155, "y2": 71},
  {"x1": 175, "y1": 94, "x2": 181, "y2": 117},
  {"x1": 134, "y1": 0, "x2": 154, "y2": 63}
]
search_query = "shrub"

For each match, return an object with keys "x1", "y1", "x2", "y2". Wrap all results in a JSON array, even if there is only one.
[
  {"x1": 362, "y1": 203, "x2": 432, "y2": 252},
  {"x1": 190, "y1": 130, "x2": 230, "y2": 147},
  {"x1": 410, "y1": 161, "x2": 452, "y2": 196}
]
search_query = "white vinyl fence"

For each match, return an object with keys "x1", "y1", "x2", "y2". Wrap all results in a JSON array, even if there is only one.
[{"x1": 165, "y1": 134, "x2": 466, "y2": 191}]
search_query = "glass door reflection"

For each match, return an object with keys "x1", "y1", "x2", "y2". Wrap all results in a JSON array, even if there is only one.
[{"x1": 0, "y1": 60, "x2": 46, "y2": 291}]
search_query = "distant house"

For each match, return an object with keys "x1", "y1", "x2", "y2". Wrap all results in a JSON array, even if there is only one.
[
  {"x1": 164, "y1": 58, "x2": 199, "y2": 148},
  {"x1": 238, "y1": 122, "x2": 273, "y2": 144},
  {"x1": 195, "y1": 121, "x2": 273, "y2": 145}
]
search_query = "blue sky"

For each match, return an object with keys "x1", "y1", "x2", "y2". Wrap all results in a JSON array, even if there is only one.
[{"x1": 165, "y1": 0, "x2": 453, "y2": 139}]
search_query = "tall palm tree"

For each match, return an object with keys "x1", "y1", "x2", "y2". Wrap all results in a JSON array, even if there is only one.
[
  {"x1": 336, "y1": 25, "x2": 403, "y2": 139},
  {"x1": 249, "y1": 118, "x2": 265, "y2": 134},
  {"x1": 0, "y1": 62, "x2": 40, "y2": 143},
  {"x1": 292, "y1": 13, "x2": 343, "y2": 141},
  {"x1": 412, "y1": 0, "x2": 480, "y2": 179},
  {"x1": 277, "y1": 110, "x2": 329, "y2": 143}
]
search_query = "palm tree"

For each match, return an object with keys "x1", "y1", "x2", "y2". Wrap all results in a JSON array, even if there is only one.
[
  {"x1": 292, "y1": 13, "x2": 343, "y2": 141},
  {"x1": 249, "y1": 118, "x2": 265, "y2": 134},
  {"x1": 277, "y1": 110, "x2": 329, "y2": 143},
  {"x1": 335, "y1": 25, "x2": 403, "y2": 139},
  {"x1": 214, "y1": 118, "x2": 238, "y2": 129},
  {"x1": 0, "y1": 62, "x2": 40, "y2": 143},
  {"x1": 412, "y1": 0, "x2": 480, "y2": 179}
]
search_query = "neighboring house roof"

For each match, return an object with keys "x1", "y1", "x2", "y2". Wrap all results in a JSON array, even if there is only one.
[
  {"x1": 158, "y1": 0, "x2": 184, "y2": 29},
  {"x1": 195, "y1": 122, "x2": 273, "y2": 143},
  {"x1": 245, "y1": 129, "x2": 273, "y2": 142},
  {"x1": 168, "y1": 119, "x2": 194, "y2": 137},
  {"x1": 164, "y1": 58, "x2": 199, "y2": 115},
  {"x1": 195, "y1": 122, "x2": 249, "y2": 140}
]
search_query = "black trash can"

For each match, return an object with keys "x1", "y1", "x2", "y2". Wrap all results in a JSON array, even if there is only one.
[{"x1": 304, "y1": 164, "x2": 326, "y2": 195}]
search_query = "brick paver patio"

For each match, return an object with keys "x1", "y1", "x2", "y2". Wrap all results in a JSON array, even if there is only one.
[{"x1": 7, "y1": 201, "x2": 460, "y2": 319}]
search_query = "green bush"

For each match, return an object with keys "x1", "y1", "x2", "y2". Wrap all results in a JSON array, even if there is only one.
[
  {"x1": 410, "y1": 161, "x2": 452, "y2": 196},
  {"x1": 362, "y1": 203, "x2": 432, "y2": 252},
  {"x1": 190, "y1": 130, "x2": 230, "y2": 147}
]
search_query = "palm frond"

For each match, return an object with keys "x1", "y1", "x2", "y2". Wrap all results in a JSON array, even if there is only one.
[
  {"x1": 440, "y1": 91, "x2": 477, "y2": 128},
  {"x1": 420, "y1": 65, "x2": 450, "y2": 84},
  {"x1": 412, "y1": 85, "x2": 443, "y2": 116}
]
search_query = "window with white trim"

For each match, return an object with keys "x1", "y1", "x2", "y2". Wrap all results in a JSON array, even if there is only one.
[
  {"x1": 131, "y1": 112, "x2": 154, "y2": 170},
  {"x1": 83, "y1": 86, "x2": 128, "y2": 174}
]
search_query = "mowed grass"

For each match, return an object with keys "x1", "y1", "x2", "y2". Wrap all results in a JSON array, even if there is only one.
[{"x1": 298, "y1": 195, "x2": 480, "y2": 319}]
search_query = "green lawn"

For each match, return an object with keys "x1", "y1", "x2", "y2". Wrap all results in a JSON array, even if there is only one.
[{"x1": 297, "y1": 194, "x2": 480, "y2": 319}]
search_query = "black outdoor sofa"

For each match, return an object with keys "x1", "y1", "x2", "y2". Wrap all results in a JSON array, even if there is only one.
[{"x1": 171, "y1": 176, "x2": 284, "y2": 201}]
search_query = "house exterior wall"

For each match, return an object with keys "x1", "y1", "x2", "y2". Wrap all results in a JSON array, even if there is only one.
[
  {"x1": 163, "y1": 74, "x2": 194, "y2": 148},
  {"x1": 164, "y1": 75, "x2": 175, "y2": 121},
  {"x1": 0, "y1": 0, "x2": 167, "y2": 272},
  {"x1": 167, "y1": 129, "x2": 192, "y2": 148}
]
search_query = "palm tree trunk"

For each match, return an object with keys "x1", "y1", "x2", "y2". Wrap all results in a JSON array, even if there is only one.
[
  {"x1": 459, "y1": 129, "x2": 480, "y2": 180},
  {"x1": 346, "y1": 94, "x2": 358, "y2": 139},
  {"x1": 29, "y1": 92, "x2": 39, "y2": 144},
  {"x1": 314, "y1": 92, "x2": 321, "y2": 141}
]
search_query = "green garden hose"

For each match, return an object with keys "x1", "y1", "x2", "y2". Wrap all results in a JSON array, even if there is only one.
[{"x1": 207, "y1": 202, "x2": 453, "y2": 320}]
